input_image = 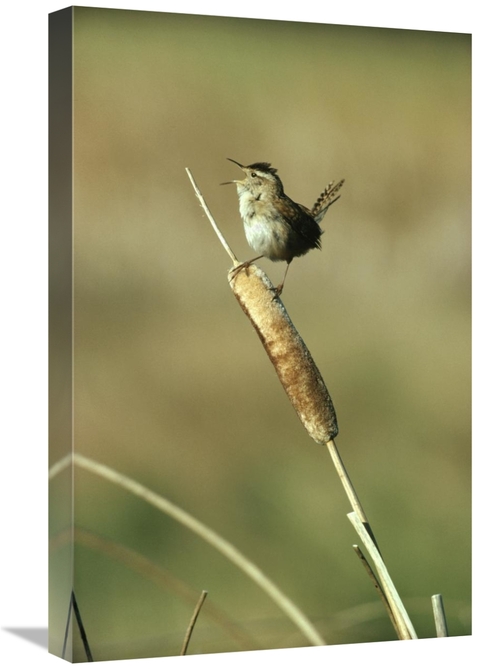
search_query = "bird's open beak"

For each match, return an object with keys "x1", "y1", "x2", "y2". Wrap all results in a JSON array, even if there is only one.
[{"x1": 221, "y1": 158, "x2": 245, "y2": 185}]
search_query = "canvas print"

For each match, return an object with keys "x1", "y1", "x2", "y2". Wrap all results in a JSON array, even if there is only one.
[{"x1": 49, "y1": 6, "x2": 471, "y2": 663}]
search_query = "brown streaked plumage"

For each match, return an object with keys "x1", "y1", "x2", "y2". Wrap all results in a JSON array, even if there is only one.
[{"x1": 223, "y1": 159, "x2": 344, "y2": 296}]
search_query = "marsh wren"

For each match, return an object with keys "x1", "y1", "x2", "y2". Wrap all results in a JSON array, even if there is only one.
[{"x1": 223, "y1": 159, "x2": 344, "y2": 296}]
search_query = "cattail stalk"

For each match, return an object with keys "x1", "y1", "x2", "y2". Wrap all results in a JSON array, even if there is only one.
[{"x1": 186, "y1": 167, "x2": 417, "y2": 641}]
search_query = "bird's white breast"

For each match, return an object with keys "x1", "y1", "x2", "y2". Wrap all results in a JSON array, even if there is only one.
[{"x1": 237, "y1": 190, "x2": 289, "y2": 261}]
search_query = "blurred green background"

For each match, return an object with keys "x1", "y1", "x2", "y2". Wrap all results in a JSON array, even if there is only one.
[{"x1": 50, "y1": 7, "x2": 470, "y2": 662}]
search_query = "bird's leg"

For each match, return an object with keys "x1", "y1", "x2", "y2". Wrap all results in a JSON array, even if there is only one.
[
  {"x1": 274, "y1": 261, "x2": 292, "y2": 298},
  {"x1": 229, "y1": 255, "x2": 265, "y2": 279}
]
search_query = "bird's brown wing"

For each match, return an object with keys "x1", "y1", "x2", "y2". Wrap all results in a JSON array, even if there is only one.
[{"x1": 280, "y1": 198, "x2": 323, "y2": 252}]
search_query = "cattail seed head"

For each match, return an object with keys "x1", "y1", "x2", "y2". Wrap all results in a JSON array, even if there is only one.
[{"x1": 229, "y1": 264, "x2": 338, "y2": 444}]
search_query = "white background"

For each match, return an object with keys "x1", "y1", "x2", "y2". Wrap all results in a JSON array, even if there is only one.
[{"x1": 1, "y1": 1, "x2": 496, "y2": 667}]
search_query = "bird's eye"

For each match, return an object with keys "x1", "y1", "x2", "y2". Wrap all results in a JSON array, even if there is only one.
[{"x1": 251, "y1": 172, "x2": 257, "y2": 178}]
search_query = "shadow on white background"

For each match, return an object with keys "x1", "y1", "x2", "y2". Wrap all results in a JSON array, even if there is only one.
[{"x1": 3, "y1": 629, "x2": 48, "y2": 650}]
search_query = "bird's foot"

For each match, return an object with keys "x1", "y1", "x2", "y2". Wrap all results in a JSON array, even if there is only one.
[{"x1": 272, "y1": 284, "x2": 284, "y2": 300}]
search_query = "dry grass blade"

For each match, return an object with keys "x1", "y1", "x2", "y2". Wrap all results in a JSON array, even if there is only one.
[
  {"x1": 51, "y1": 527, "x2": 259, "y2": 651},
  {"x1": 180, "y1": 590, "x2": 208, "y2": 655},
  {"x1": 50, "y1": 454, "x2": 326, "y2": 647},
  {"x1": 431, "y1": 594, "x2": 449, "y2": 637},
  {"x1": 353, "y1": 545, "x2": 398, "y2": 635},
  {"x1": 348, "y1": 512, "x2": 417, "y2": 640}
]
